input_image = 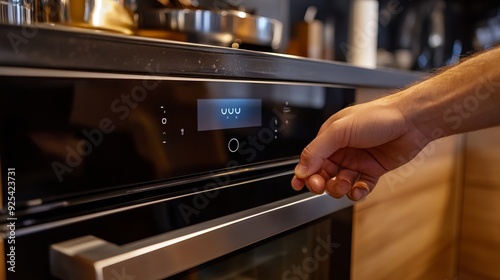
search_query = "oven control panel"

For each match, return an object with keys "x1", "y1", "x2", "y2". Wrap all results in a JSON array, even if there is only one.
[{"x1": 0, "y1": 77, "x2": 353, "y2": 205}]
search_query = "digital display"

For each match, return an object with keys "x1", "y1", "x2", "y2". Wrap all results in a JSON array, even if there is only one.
[{"x1": 197, "y1": 99, "x2": 262, "y2": 131}]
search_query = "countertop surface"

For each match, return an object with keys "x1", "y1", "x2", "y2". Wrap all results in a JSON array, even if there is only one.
[{"x1": 0, "y1": 24, "x2": 424, "y2": 88}]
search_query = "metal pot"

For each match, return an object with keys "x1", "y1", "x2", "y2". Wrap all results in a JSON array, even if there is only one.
[
  {"x1": 138, "y1": 8, "x2": 283, "y2": 50},
  {"x1": 63, "y1": 0, "x2": 135, "y2": 34},
  {"x1": 32, "y1": 0, "x2": 137, "y2": 34},
  {"x1": 0, "y1": 0, "x2": 32, "y2": 25}
]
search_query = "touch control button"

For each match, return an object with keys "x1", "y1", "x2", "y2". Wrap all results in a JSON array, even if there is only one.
[{"x1": 228, "y1": 138, "x2": 239, "y2": 153}]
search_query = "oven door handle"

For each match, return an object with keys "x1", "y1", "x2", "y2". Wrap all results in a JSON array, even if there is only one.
[{"x1": 50, "y1": 193, "x2": 352, "y2": 280}]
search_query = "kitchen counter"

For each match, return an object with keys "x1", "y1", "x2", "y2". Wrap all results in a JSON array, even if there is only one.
[{"x1": 0, "y1": 24, "x2": 423, "y2": 88}]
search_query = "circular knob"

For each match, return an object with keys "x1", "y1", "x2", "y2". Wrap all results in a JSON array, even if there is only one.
[{"x1": 228, "y1": 138, "x2": 239, "y2": 153}]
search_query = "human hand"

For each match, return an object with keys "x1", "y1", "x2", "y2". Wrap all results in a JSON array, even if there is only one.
[
  {"x1": 291, "y1": 97, "x2": 430, "y2": 201},
  {"x1": 291, "y1": 47, "x2": 500, "y2": 201}
]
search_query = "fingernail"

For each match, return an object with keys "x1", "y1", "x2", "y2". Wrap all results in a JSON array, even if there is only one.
[
  {"x1": 295, "y1": 164, "x2": 309, "y2": 178},
  {"x1": 352, "y1": 188, "x2": 368, "y2": 201}
]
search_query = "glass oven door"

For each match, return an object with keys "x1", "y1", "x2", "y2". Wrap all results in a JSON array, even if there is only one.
[
  {"x1": 0, "y1": 72, "x2": 355, "y2": 280},
  {"x1": 50, "y1": 193, "x2": 352, "y2": 280},
  {"x1": 175, "y1": 207, "x2": 353, "y2": 280}
]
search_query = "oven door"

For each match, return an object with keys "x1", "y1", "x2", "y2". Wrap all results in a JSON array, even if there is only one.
[
  {"x1": 50, "y1": 193, "x2": 352, "y2": 280},
  {"x1": 0, "y1": 72, "x2": 355, "y2": 280}
]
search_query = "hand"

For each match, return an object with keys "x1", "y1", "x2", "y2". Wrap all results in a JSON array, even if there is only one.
[
  {"x1": 291, "y1": 47, "x2": 500, "y2": 201},
  {"x1": 291, "y1": 97, "x2": 430, "y2": 201}
]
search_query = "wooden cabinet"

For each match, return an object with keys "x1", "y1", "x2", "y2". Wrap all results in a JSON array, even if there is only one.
[
  {"x1": 351, "y1": 89, "x2": 500, "y2": 279},
  {"x1": 351, "y1": 136, "x2": 464, "y2": 280},
  {"x1": 459, "y1": 127, "x2": 500, "y2": 279},
  {"x1": 351, "y1": 88, "x2": 464, "y2": 279}
]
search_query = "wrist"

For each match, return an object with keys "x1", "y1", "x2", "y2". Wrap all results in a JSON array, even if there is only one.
[{"x1": 388, "y1": 82, "x2": 451, "y2": 143}]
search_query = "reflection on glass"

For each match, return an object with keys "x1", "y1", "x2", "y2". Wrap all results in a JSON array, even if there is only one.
[{"x1": 176, "y1": 218, "x2": 336, "y2": 280}]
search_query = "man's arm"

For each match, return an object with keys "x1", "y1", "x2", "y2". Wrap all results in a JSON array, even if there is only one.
[{"x1": 292, "y1": 47, "x2": 500, "y2": 201}]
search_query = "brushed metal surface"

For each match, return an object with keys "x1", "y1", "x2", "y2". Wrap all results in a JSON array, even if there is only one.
[
  {"x1": 50, "y1": 193, "x2": 352, "y2": 280},
  {"x1": 0, "y1": 24, "x2": 423, "y2": 88},
  {"x1": 138, "y1": 9, "x2": 283, "y2": 49}
]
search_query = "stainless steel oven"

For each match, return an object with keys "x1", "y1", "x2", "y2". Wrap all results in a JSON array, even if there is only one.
[
  {"x1": 0, "y1": 70, "x2": 354, "y2": 280},
  {"x1": 0, "y1": 24, "x2": 419, "y2": 280}
]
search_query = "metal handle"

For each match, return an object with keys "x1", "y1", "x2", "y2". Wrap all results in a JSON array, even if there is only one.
[{"x1": 50, "y1": 193, "x2": 352, "y2": 280}]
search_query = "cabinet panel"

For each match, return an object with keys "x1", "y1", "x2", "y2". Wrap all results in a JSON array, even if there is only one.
[
  {"x1": 459, "y1": 127, "x2": 500, "y2": 279},
  {"x1": 352, "y1": 88, "x2": 463, "y2": 280}
]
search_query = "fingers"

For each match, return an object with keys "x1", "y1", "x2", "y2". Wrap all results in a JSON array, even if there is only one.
[
  {"x1": 291, "y1": 104, "x2": 386, "y2": 201},
  {"x1": 325, "y1": 169, "x2": 359, "y2": 198},
  {"x1": 294, "y1": 119, "x2": 349, "y2": 179},
  {"x1": 305, "y1": 174, "x2": 328, "y2": 194},
  {"x1": 292, "y1": 170, "x2": 377, "y2": 201},
  {"x1": 292, "y1": 160, "x2": 377, "y2": 201},
  {"x1": 292, "y1": 159, "x2": 341, "y2": 194},
  {"x1": 348, "y1": 179, "x2": 372, "y2": 201},
  {"x1": 291, "y1": 175, "x2": 305, "y2": 191},
  {"x1": 325, "y1": 171, "x2": 378, "y2": 201}
]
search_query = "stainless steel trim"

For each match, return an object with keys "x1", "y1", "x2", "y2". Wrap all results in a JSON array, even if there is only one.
[
  {"x1": 12, "y1": 169, "x2": 297, "y2": 236},
  {"x1": 50, "y1": 193, "x2": 352, "y2": 280},
  {"x1": 0, "y1": 66, "x2": 352, "y2": 89},
  {"x1": 124, "y1": 159, "x2": 299, "y2": 194},
  {"x1": 11, "y1": 159, "x2": 299, "y2": 220},
  {"x1": 0, "y1": 24, "x2": 424, "y2": 89},
  {"x1": 0, "y1": 0, "x2": 31, "y2": 25}
]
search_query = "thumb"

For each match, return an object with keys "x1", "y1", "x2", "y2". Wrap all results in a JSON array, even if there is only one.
[{"x1": 294, "y1": 119, "x2": 349, "y2": 178}]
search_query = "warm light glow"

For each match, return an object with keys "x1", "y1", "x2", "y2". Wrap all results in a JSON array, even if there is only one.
[{"x1": 236, "y1": 11, "x2": 247, "y2": 18}]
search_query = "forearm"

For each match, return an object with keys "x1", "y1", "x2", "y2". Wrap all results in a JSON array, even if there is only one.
[{"x1": 390, "y1": 47, "x2": 500, "y2": 141}]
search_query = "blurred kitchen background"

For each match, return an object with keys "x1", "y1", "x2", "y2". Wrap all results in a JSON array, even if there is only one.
[
  {"x1": 139, "y1": 0, "x2": 500, "y2": 70},
  {"x1": 4, "y1": 0, "x2": 500, "y2": 70},
  {"x1": 287, "y1": 0, "x2": 500, "y2": 70},
  {"x1": 138, "y1": 0, "x2": 500, "y2": 70},
  {"x1": 2, "y1": 0, "x2": 500, "y2": 279}
]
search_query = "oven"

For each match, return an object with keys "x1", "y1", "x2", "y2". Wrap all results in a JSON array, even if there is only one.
[
  {"x1": 1, "y1": 71, "x2": 355, "y2": 280},
  {"x1": 0, "y1": 24, "x2": 419, "y2": 280}
]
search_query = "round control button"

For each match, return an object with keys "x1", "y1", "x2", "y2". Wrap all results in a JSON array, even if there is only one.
[{"x1": 228, "y1": 138, "x2": 239, "y2": 153}]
